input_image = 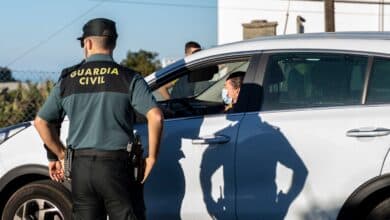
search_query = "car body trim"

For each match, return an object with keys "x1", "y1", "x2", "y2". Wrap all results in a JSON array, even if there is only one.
[
  {"x1": 337, "y1": 174, "x2": 390, "y2": 220},
  {"x1": 362, "y1": 56, "x2": 374, "y2": 104},
  {"x1": 0, "y1": 164, "x2": 48, "y2": 192},
  {"x1": 262, "y1": 48, "x2": 390, "y2": 58}
]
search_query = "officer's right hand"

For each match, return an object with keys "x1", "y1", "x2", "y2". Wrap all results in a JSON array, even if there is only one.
[
  {"x1": 48, "y1": 160, "x2": 64, "y2": 182},
  {"x1": 141, "y1": 156, "x2": 156, "y2": 183}
]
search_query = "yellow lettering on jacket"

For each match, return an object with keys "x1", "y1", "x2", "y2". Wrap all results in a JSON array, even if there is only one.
[
  {"x1": 111, "y1": 68, "x2": 119, "y2": 75},
  {"x1": 100, "y1": 68, "x2": 107, "y2": 75},
  {"x1": 73, "y1": 67, "x2": 119, "y2": 76},
  {"x1": 70, "y1": 71, "x2": 77, "y2": 78},
  {"x1": 93, "y1": 68, "x2": 100, "y2": 76},
  {"x1": 84, "y1": 69, "x2": 92, "y2": 76},
  {"x1": 77, "y1": 69, "x2": 85, "y2": 76},
  {"x1": 84, "y1": 68, "x2": 92, "y2": 76},
  {"x1": 79, "y1": 77, "x2": 87, "y2": 85},
  {"x1": 73, "y1": 67, "x2": 120, "y2": 86},
  {"x1": 79, "y1": 76, "x2": 105, "y2": 86}
]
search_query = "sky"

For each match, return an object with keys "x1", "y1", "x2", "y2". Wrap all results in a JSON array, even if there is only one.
[{"x1": 0, "y1": 0, "x2": 217, "y2": 74}]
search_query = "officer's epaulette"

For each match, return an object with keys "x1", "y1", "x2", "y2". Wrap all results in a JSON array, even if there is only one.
[{"x1": 57, "y1": 60, "x2": 85, "y2": 82}]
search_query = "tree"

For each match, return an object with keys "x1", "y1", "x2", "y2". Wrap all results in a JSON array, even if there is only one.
[
  {"x1": 121, "y1": 50, "x2": 161, "y2": 77},
  {"x1": 0, "y1": 67, "x2": 15, "y2": 82},
  {"x1": 0, "y1": 81, "x2": 53, "y2": 128}
]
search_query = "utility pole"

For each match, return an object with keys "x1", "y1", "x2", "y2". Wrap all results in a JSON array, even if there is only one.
[
  {"x1": 324, "y1": 0, "x2": 335, "y2": 32},
  {"x1": 284, "y1": 0, "x2": 292, "y2": 35},
  {"x1": 379, "y1": 0, "x2": 384, "y2": 31}
]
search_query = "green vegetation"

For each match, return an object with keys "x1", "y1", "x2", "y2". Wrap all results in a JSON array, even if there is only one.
[
  {"x1": 0, "y1": 67, "x2": 15, "y2": 82},
  {"x1": 0, "y1": 81, "x2": 53, "y2": 128},
  {"x1": 121, "y1": 49, "x2": 161, "y2": 77}
]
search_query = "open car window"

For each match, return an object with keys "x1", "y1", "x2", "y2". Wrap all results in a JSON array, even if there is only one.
[
  {"x1": 152, "y1": 60, "x2": 250, "y2": 119},
  {"x1": 153, "y1": 61, "x2": 249, "y2": 102}
]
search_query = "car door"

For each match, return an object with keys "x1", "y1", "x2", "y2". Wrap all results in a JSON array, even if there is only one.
[
  {"x1": 362, "y1": 56, "x2": 390, "y2": 172},
  {"x1": 135, "y1": 57, "x2": 254, "y2": 219},
  {"x1": 235, "y1": 52, "x2": 390, "y2": 220}
]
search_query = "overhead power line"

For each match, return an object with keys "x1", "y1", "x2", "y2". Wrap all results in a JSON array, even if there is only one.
[{"x1": 6, "y1": 1, "x2": 106, "y2": 68}]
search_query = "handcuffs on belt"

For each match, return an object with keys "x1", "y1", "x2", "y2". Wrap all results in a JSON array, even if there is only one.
[
  {"x1": 128, "y1": 135, "x2": 145, "y2": 183},
  {"x1": 64, "y1": 147, "x2": 74, "y2": 180}
]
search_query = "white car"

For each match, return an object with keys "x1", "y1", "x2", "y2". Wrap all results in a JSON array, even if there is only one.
[{"x1": 1, "y1": 32, "x2": 390, "y2": 220}]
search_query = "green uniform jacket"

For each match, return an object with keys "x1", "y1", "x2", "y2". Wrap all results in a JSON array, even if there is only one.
[{"x1": 38, "y1": 54, "x2": 157, "y2": 153}]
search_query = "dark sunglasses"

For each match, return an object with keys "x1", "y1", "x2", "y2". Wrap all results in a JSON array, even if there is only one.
[{"x1": 80, "y1": 39, "x2": 85, "y2": 48}]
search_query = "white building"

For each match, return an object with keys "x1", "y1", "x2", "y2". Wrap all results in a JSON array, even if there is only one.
[{"x1": 218, "y1": 0, "x2": 390, "y2": 44}]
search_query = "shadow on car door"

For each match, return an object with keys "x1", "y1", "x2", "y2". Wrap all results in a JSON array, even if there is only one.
[{"x1": 138, "y1": 113, "x2": 243, "y2": 220}]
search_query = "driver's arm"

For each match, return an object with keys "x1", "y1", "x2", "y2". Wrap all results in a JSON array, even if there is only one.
[{"x1": 158, "y1": 82, "x2": 174, "y2": 100}]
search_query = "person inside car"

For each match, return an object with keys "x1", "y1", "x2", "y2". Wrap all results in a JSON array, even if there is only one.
[{"x1": 222, "y1": 71, "x2": 245, "y2": 113}]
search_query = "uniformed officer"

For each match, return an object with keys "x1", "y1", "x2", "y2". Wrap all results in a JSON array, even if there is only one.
[{"x1": 34, "y1": 18, "x2": 164, "y2": 220}]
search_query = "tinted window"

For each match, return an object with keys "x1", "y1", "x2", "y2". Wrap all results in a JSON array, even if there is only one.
[
  {"x1": 366, "y1": 58, "x2": 390, "y2": 104},
  {"x1": 262, "y1": 53, "x2": 367, "y2": 111}
]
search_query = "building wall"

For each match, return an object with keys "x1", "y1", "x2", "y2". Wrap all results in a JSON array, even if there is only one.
[{"x1": 218, "y1": 0, "x2": 390, "y2": 44}]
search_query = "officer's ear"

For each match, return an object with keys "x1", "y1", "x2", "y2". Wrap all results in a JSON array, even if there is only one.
[{"x1": 84, "y1": 38, "x2": 93, "y2": 50}]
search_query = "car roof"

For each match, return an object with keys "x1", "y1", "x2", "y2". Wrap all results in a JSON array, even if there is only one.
[
  {"x1": 148, "y1": 32, "x2": 390, "y2": 84},
  {"x1": 186, "y1": 31, "x2": 390, "y2": 62},
  {"x1": 246, "y1": 31, "x2": 390, "y2": 41}
]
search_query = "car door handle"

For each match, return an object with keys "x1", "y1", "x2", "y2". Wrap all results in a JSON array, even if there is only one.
[
  {"x1": 191, "y1": 135, "x2": 230, "y2": 145},
  {"x1": 346, "y1": 127, "x2": 390, "y2": 138}
]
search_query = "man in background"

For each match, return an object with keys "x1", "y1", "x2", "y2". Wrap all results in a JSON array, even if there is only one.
[{"x1": 158, "y1": 41, "x2": 201, "y2": 100}]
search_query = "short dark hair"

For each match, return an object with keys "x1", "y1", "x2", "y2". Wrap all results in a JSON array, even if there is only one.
[
  {"x1": 185, "y1": 41, "x2": 201, "y2": 54},
  {"x1": 226, "y1": 71, "x2": 245, "y2": 89}
]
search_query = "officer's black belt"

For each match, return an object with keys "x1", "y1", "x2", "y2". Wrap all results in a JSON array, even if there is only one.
[{"x1": 73, "y1": 148, "x2": 129, "y2": 159}]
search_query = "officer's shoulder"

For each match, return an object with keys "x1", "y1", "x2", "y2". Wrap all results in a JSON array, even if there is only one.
[
  {"x1": 118, "y1": 64, "x2": 136, "y2": 74},
  {"x1": 58, "y1": 60, "x2": 85, "y2": 81},
  {"x1": 118, "y1": 64, "x2": 142, "y2": 79}
]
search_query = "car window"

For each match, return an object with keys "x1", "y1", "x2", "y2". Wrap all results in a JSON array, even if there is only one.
[
  {"x1": 152, "y1": 60, "x2": 250, "y2": 119},
  {"x1": 366, "y1": 57, "x2": 390, "y2": 104},
  {"x1": 154, "y1": 61, "x2": 249, "y2": 101},
  {"x1": 262, "y1": 53, "x2": 367, "y2": 111}
]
